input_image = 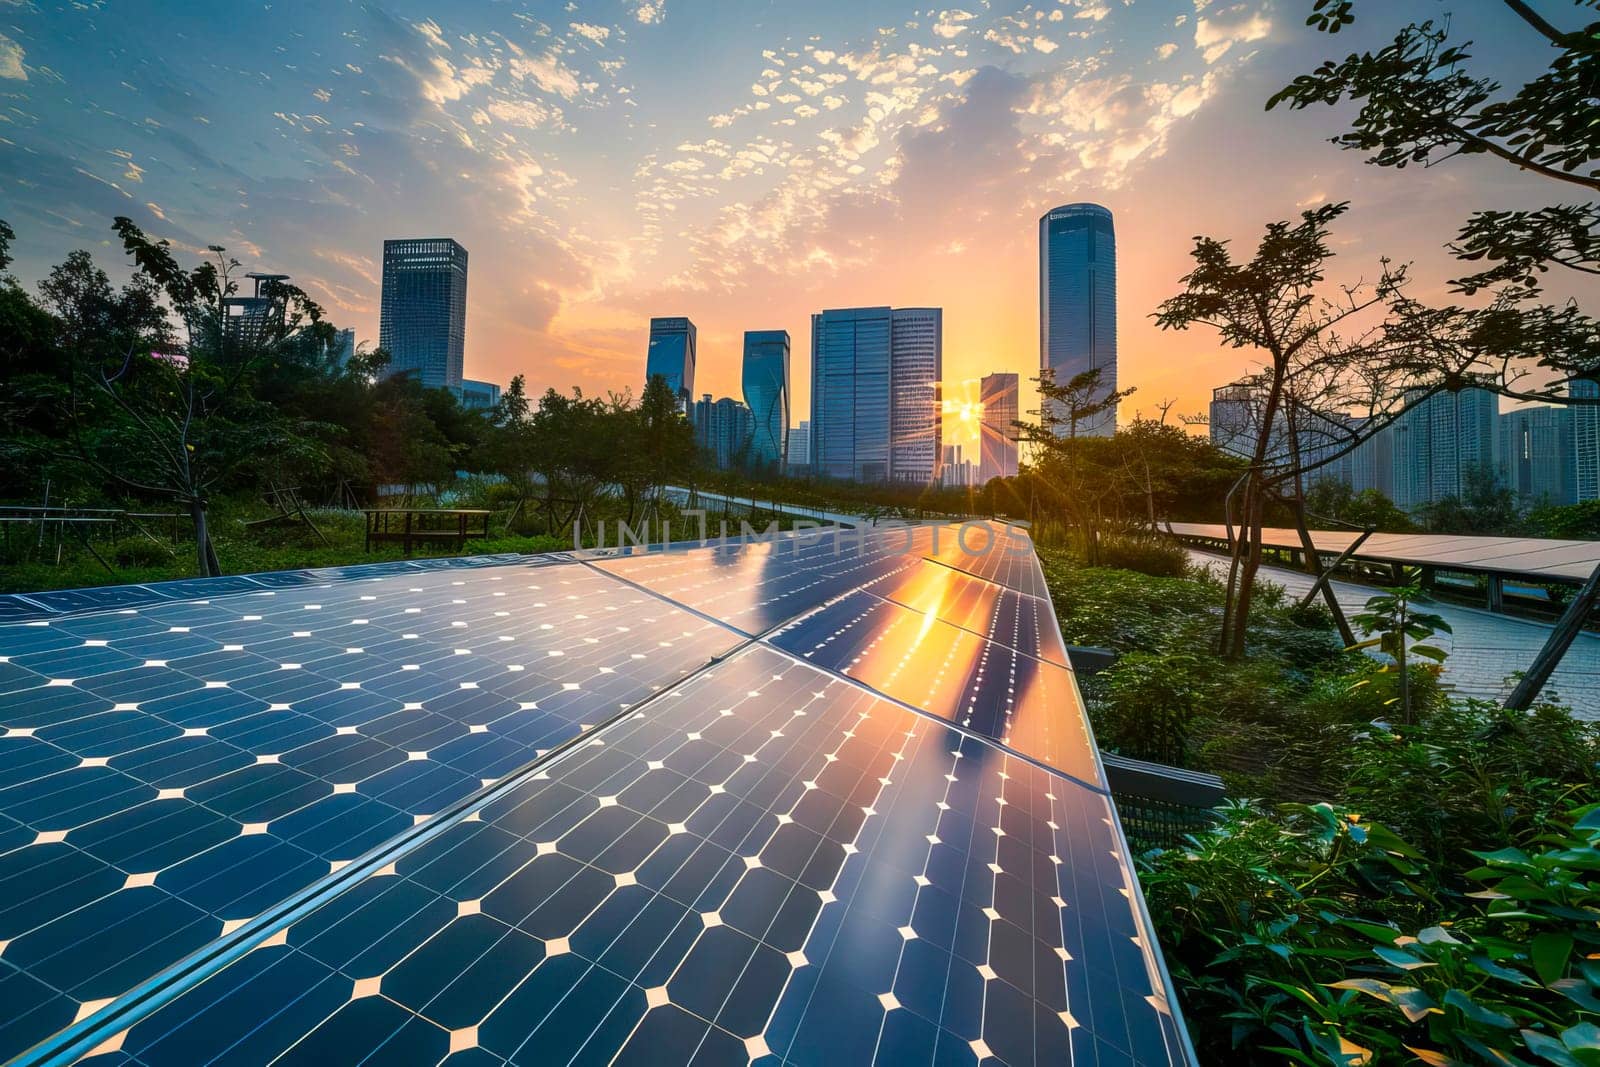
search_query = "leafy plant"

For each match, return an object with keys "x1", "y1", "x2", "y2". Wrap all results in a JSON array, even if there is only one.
[{"x1": 1348, "y1": 568, "x2": 1452, "y2": 723}]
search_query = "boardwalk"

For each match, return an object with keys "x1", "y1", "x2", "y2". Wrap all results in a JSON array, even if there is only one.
[{"x1": 1187, "y1": 550, "x2": 1600, "y2": 720}]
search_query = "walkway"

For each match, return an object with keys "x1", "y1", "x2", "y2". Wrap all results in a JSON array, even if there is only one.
[{"x1": 1187, "y1": 550, "x2": 1600, "y2": 720}]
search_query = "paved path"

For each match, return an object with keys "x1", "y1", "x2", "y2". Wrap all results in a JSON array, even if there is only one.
[{"x1": 1187, "y1": 550, "x2": 1600, "y2": 720}]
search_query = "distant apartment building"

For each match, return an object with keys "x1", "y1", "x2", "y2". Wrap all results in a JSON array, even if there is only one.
[
  {"x1": 979, "y1": 372, "x2": 1020, "y2": 483},
  {"x1": 646, "y1": 317, "x2": 697, "y2": 409},
  {"x1": 940, "y1": 444, "x2": 976, "y2": 488},
  {"x1": 693, "y1": 394, "x2": 754, "y2": 469},
  {"x1": 379, "y1": 238, "x2": 468, "y2": 389},
  {"x1": 1328, "y1": 416, "x2": 1396, "y2": 499},
  {"x1": 1394, "y1": 388, "x2": 1499, "y2": 510},
  {"x1": 1575, "y1": 380, "x2": 1599, "y2": 502},
  {"x1": 330, "y1": 328, "x2": 356, "y2": 370},
  {"x1": 1499, "y1": 405, "x2": 1574, "y2": 506},
  {"x1": 1207, "y1": 376, "x2": 1348, "y2": 473},
  {"x1": 810, "y1": 306, "x2": 942, "y2": 483},
  {"x1": 742, "y1": 330, "x2": 790, "y2": 473},
  {"x1": 454, "y1": 379, "x2": 502, "y2": 413},
  {"x1": 1040, "y1": 203, "x2": 1118, "y2": 436},
  {"x1": 789, "y1": 420, "x2": 811, "y2": 470}
]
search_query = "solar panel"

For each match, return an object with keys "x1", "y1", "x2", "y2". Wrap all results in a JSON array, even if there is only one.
[
  {"x1": 51, "y1": 646, "x2": 1183, "y2": 1067},
  {"x1": 1, "y1": 524, "x2": 1194, "y2": 1066},
  {"x1": 0, "y1": 561, "x2": 740, "y2": 1061}
]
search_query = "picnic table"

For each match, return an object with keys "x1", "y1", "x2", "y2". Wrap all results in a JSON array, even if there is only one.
[{"x1": 363, "y1": 508, "x2": 492, "y2": 556}]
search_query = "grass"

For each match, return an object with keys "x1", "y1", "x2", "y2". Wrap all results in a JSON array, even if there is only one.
[{"x1": 0, "y1": 497, "x2": 824, "y2": 595}]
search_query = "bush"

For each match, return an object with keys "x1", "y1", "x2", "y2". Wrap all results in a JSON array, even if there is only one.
[
  {"x1": 1095, "y1": 533, "x2": 1191, "y2": 577},
  {"x1": 109, "y1": 536, "x2": 175, "y2": 568},
  {"x1": 1097, "y1": 650, "x2": 1206, "y2": 765},
  {"x1": 1142, "y1": 801, "x2": 1600, "y2": 1066}
]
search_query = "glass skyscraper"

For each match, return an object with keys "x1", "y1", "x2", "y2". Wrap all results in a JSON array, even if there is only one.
[
  {"x1": 1574, "y1": 380, "x2": 1599, "y2": 502},
  {"x1": 741, "y1": 330, "x2": 791, "y2": 473},
  {"x1": 379, "y1": 238, "x2": 468, "y2": 389},
  {"x1": 979, "y1": 372, "x2": 1020, "y2": 483},
  {"x1": 811, "y1": 306, "x2": 942, "y2": 483},
  {"x1": 812, "y1": 307, "x2": 892, "y2": 482},
  {"x1": 646, "y1": 317, "x2": 697, "y2": 408},
  {"x1": 1394, "y1": 387, "x2": 1499, "y2": 510},
  {"x1": 1040, "y1": 203, "x2": 1117, "y2": 436},
  {"x1": 889, "y1": 308, "x2": 943, "y2": 485}
]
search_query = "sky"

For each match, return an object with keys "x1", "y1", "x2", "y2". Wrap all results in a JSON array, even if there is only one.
[{"x1": 0, "y1": 0, "x2": 1569, "y2": 451}]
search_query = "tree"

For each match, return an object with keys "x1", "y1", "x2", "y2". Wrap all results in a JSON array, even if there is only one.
[
  {"x1": 1268, "y1": 0, "x2": 1600, "y2": 401},
  {"x1": 1349, "y1": 568, "x2": 1453, "y2": 724},
  {"x1": 1154, "y1": 203, "x2": 1413, "y2": 656},
  {"x1": 49, "y1": 219, "x2": 330, "y2": 576},
  {"x1": 1012, "y1": 367, "x2": 1135, "y2": 561}
]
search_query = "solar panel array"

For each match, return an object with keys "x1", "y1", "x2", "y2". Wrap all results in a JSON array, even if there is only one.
[
  {"x1": 0, "y1": 524, "x2": 1194, "y2": 1066},
  {"x1": 1167, "y1": 522, "x2": 1600, "y2": 583}
]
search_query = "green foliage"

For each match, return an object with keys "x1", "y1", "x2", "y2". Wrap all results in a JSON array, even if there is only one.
[
  {"x1": 1143, "y1": 799, "x2": 1600, "y2": 1066},
  {"x1": 1094, "y1": 533, "x2": 1191, "y2": 577},
  {"x1": 1303, "y1": 479, "x2": 1416, "y2": 533},
  {"x1": 1529, "y1": 500, "x2": 1600, "y2": 541},
  {"x1": 1348, "y1": 568, "x2": 1453, "y2": 722},
  {"x1": 1098, "y1": 650, "x2": 1205, "y2": 765}
]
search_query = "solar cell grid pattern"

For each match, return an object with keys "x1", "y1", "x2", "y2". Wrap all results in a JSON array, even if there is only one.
[
  {"x1": 0, "y1": 524, "x2": 1192, "y2": 1067},
  {"x1": 0, "y1": 563, "x2": 738, "y2": 1061},
  {"x1": 96, "y1": 647, "x2": 1183, "y2": 1067}
]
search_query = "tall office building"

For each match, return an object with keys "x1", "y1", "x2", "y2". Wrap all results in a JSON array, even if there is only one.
[
  {"x1": 889, "y1": 307, "x2": 943, "y2": 485},
  {"x1": 812, "y1": 307, "x2": 892, "y2": 481},
  {"x1": 810, "y1": 306, "x2": 942, "y2": 483},
  {"x1": 1328, "y1": 416, "x2": 1396, "y2": 499},
  {"x1": 1574, "y1": 380, "x2": 1599, "y2": 502},
  {"x1": 692, "y1": 394, "x2": 754, "y2": 469},
  {"x1": 1499, "y1": 405, "x2": 1575, "y2": 506},
  {"x1": 789, "y1": 420, "x2": 811, "y2": 469},
  {"x1": 379, "y1": 238, "x2": 468, "y2": 389},
  {"x1": 646, "y1": 317, "x2": 697, "y2": 408},
  {"x1": 979, "y1": 372, "x2": 1020, "y2": 483},
  {"x1": 1040, "y1": 203, "x2": 1117, "y2": 436},
  {"x1": 1394, "y1": 388, "x2": 1499, "y2": 510},
  {"x1": 742, "y1": 330, "x2": 791, "y2": 473}
]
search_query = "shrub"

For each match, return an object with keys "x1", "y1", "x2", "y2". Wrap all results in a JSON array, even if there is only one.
[
  {"x1": 1142, "y1": 802, "x2": 1600, "y2": 1066},
  {"x1": 1095, "y1": 533, "x2": 1191, "y2": 577},
  {"x1": 1097, "y1": 650, "x2": 1206, "y2": 765},
  {"x1": 110, "y1": 536, "x2": 175, "y2": 568}
]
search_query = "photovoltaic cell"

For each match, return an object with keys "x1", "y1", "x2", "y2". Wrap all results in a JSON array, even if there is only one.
[
  {"x1": 92, "y1": 646, "x2": 1183, "y2": 1067},
  {"x1": 0, "y1": 561, "x2": 739, "y2": 1061},
  {"x1": 2, "y1": 523, "x2": 1193, "y2": 1066},
  {"x1": 768, "y1": 592, "x2": 1101, "y2": 788}
]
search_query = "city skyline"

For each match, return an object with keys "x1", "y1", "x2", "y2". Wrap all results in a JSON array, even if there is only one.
[{"x1": 0, "y1": 2, "x2": 1574, "y2": 450}]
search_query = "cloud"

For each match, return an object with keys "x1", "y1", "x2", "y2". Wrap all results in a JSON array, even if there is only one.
[
  {"x1": 632, "y1": 1, "x2": 666, "y2": 25},
  {"x1": 932, "y1": 9, "x2": 976, "y2": 38},
  {"x1": 0, "y1": 32, "x2": 26, "y2": 80},
  {"x1": 1194, "y1": 2, "x2": 1271, "y2": 64},
  {"x1": 570, "y1": 22, "x2": 610, "y2": 44}
]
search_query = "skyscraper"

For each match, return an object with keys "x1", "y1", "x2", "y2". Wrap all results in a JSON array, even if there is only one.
[
  {"x1": 379, "y1": 238, "x2": 468, "y2": 389},
  {"x1": 1040, "y1": 203, "x2": 1118, "y2": 435},
  {"x1": 790, "y1": 420, "x2": 811, "y2": 469},
  {"x1": 979, "y1": 373, "x2": 1020, "y2": 483},
  {"x1": 692, "y1": 394, "x2": 753, "y2": 469},
  {"x1": 646, "y1": 317, "x2": 697, "y2": 408},
  {"x1": 811, "y1": 306, "x2": 942, "y2": 483},
  {"x1": 889, "y1": 307, "x2": 942, "y2": 485},
  {"x1": 742, "y1": 330, "x2": 791, "y2": 473},
  {"x1": 1394, "y1": 388, "x2": 1499, "y2": 510},
  {"x1": 1574, "y1": 380, "x2": 1599, "y2": 502},
  {"x1": 1499, "y1": 405, "x2": 1574, "y2": 506},
  {"x1": 812, "y1": 307, "x2": 892, "y2": 482}
]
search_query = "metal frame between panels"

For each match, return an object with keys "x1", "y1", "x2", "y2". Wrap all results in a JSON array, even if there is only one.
[{"x1": 1, "y1": 526, "x2": 1199, "y2": 1067}]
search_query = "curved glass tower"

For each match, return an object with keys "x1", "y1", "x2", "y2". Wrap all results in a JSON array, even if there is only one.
[
  {"x1": 742, "y1": 329, "x2": 791, "y2": 473},
  {"x1": 1040, "y1": 203, "x2": 1117, "y2": 436}
]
